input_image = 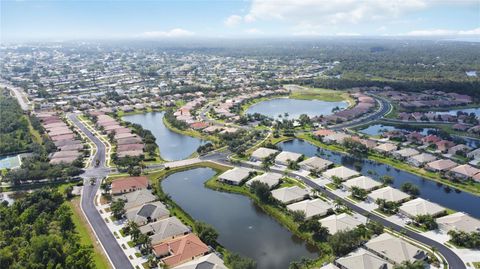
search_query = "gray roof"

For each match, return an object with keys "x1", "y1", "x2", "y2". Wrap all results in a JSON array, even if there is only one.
[
  {"x1": 271, "y1": 186, "x2": 309, "y2": 204},
  {"x1": 172, "y1": 253, "x2": 227, "y2": 269},
  {"x1": 275, "y1": 151, "x2": 303, "y2": 164},
  {"x1": 246, "y1": 172, "x2": 282, "y2": 189},
  {"x1": 140, "y1": 217, "x2": 191, "y2": 245},
  {"x1": 336, "y1": 248, "x2": 393, "y2": 269},
  {"x1": 365, "y1": 233, "x2": 426, "y2": 264},
  {"x1": 218, "y1": 167, "x2": 252, "y2": 184},
  {"x1": 125, "y1": 201, "x2": 169, "y2": 225},
  {"x1": 251, "y1": 147, "x2": 279, "y2": 159},
  {"x1": 114, "y1": 189, "x2": 157, "y2": 210},
  {"x1": 299, "y1": 156, "x2": 333, "y2": 171},
  {"x1": 436, "y1": 212, "x2": 480, "y2": 233}
]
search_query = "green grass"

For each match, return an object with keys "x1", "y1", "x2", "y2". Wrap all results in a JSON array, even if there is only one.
[
  {"x1": 66, "y1": 198, "x2": 111, "y2": 269},
  {"x1": 162, "y1": 115, "x2": 220, "y2": 144},
  {"x1": 472, "y1": 262, "x2": 480, "y2": 269},
  {"x1": 279, "y1": 177, "x2": 305, "y2": 188},
  {"x1": 289, "y1": 86, "x2": 353, "y2": 104}
]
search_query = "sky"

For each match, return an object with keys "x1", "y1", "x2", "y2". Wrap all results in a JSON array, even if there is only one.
[{"x1": 1, "y1": 0, "x2": 479, "y2": 42}]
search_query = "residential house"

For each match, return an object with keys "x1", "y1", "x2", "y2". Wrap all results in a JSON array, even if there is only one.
[
  {"x1": 392, "y1": 148, "x2": 420, "y2": 160},
  {"x1": 125, "y1": 201, "x2": 170, "y2": 225},
  {"x1": 407, "y1": 153, "x2": 437, "y2": 167},
  {"x1": 398, "y1": 198, "x2": 446, "y2": 218},
  {"x1": 271, "y1": 186, "x2": 309, "y2": 204},
  {"x1": 217, "y1": 167, "x2": 252, "y2": 185},
  {"x1": 274, "y1": 151, "x2": 303, "y2": 166},
  {"x1": 342, "y1": 176, "x2": 382, "y2": 192},
  {"x1": 425, "y1": 159, "x2": 458, "y2": 173},
  {"x1": 365, "y1": 233, "x2": 426, "y2": 265},
  {"x1": 335, "y1": 248, "x2": 393, "y2": 269},
  {"x1": 140, "y1": 217, "x2": 191, "y2": 245},
  {"x1": 323, "y1": 166, "x2": 360, "y2": 181},
  {"x1": 319, "y1": 213, "x2": 366, "y2": 235},
  {"x1": 250, "y1": 147, "x2": 279, "y2": 162},
  {"x1": 368, "y1": 186, "x2": 410, "y2": 204},
  {"x1": 449, "y1": 164, "x2": 480, "y2": 180},
  {"x1": 172, "y1": 253, "x2": 227, "y2": 269},
  {"x1": 436, "y1": 212, "x2": 480, "y2": 233},
  {"x1": 246, "y1": 172, "x2": 282, "y2": 189},
  {"x1": 111, "y1": 176, "x2": 149, "y2": 195},
  {"x1": 286, "y1": 199, "x2": 333, "y2": 219},
  {"x1": 374, "y1": 143, "x2": 398, "y2": 154},
  {"x1": 153, "y1": 234, "x2": 210, "y2": 268},
  {"x1": 114, "y1": 189, "x2": 157, "y2": 210},
  {"x1": 299, "y1": 156, "x2": 334, "y2": 172}
]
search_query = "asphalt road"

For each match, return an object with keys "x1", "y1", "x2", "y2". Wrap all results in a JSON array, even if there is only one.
[
  {"x1": 231, "y1": 160, "x2": 465, "y2": 269},
  {"x1": 330, "y1": 94, "x2": 392, "y2": 130},
  {"x1": 2, "y1": 83, "x2": 31, "y2": 111},
  {"x1": 68, "y1": 113, "x2": 133, "y2": 269}
]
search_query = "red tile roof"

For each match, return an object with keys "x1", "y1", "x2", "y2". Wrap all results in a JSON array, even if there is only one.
[
  {"x1": 153, "y1": 234, "x2": 209, "y2": 267},
  {"x1": 111, "y1": 176, "x2": 149, "y2": 194}
]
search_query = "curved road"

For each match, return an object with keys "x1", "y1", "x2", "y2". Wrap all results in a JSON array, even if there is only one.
[
  {"x1": 68, "y1": 113, "x2": 133, "y2": 269},
  {"x1": 330, "y1": 93, "x2": 392, "y2": 130},
  {"x1": 230, "y1": 160, "x2": 465, "y2": 269}
]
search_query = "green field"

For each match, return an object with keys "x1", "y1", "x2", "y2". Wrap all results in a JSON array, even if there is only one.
[{"x1": 288, "y1": 86, "x2": 354, "y2": 105}]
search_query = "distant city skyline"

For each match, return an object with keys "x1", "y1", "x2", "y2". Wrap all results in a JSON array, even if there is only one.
[{"x1": 1, "y1": 0, "x2": 479, "y2": 41}]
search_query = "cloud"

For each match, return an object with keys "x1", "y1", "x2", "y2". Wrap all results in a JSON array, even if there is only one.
[
  {"x1": 244, "y1": 0, "x2": 428, "y2": 26},
  {"x1": 224, "y1": 15, "x2": 243, "y2": 27},
  {"x1": 139, "y1": 28, "x2": 194, "y2": 38},
  {"x1": 245, "y1": 28, "x2": 263, "y2": 34},
  {"x1": 406, "y1": 27, "x2": 480, "y2": 36}
]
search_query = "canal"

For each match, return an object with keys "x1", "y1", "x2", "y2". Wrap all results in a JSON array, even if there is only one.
[
  {"x1": 278, "y1": 139, "x2": 480, "y2": 218},
  {"x1": 246, "y1": 98, "x2": 347, "y2": 119},
  {"x1": 123, "y1": 112, "x2": 207, "y2": 161},
  {"x1": 161, "y1": 167, "x2": 318, "y2": 269}
]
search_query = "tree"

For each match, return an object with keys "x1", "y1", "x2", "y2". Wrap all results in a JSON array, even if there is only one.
[
  {"x1": 343, "y1": 138, "x2": 368, "y2": 158},
  {"x1": 194, "y1": 221, "x2": 219, "y2": 247},
  {"x1": 380, "y1": 175, "x2": 394, "y2": 185},
  {"x1": 413, "y1": 214, "x2": 438, "y2": 230},
  {"x1": 110, "y1": 199, "x2": 126, "y2": 219},
  {"x1": 332, "y1": 176, "x2": 343, "y2": 188},
  {"x1": 366, "y1": 220, "x2": 384, "y2": 235},
  {"x1": 448, "y1": 230, "x2": 480, "y2": 249},
  {"x1": 376, "y1": 199, "x2": 399, "y2": 215},
  {"x1": 401, "y1": 182, "x2": 420, "y2": 196},
  {"x1": 225, "y1": 253, "x2": 257, "y2": 269},
  {"x1": 291, "y1": 210, "x2": 306, "y2": 223},
  {"x1": 351, "y1": 186, "x2": 368, "y2": 201},
  {"x1": 249, "y1": 181, "x2": 273, "y2": 204},
  {"x1": 394, "y1": 260, "x2": 425, "y2": 269}
]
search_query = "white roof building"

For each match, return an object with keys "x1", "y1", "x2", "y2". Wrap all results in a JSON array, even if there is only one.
[
  {"x1": 374, "y1": 143, "x2": 398, "y2": 153},
  {"x1": 246, "y1": 172, "x2": 282, "y2": 189},
  {"x1": 274, "y1": 151, "x2": 303, "y2": 166},
  {"x1": 319, "y1": 213, "x2": 365, "y2": 234},
  {"x1": 287, "y1": 199, "x2": 333, "y2": 219},
  {"x1": 271, "y1": 186, "x2": 309, "y2": 204},
  {"x1": 407, "y1": 153, "x2": 437, "y2": 167},
  {"x1": 335, "y1": 248, "x2": 393, "y2": 269},
  {"x1": 323, "y1": 166, "x2": 360, "y2": 181},
  {"x1": 367, "y1": 186, "x2": 410, "y2": 203},
  {"x1": 436, "y1": 212, "x2": 480, "y2": 233},
  {"x1": 342, "y1": 176, "x2": 382, "y2": 191},
  {"x1": 140, "y1": 217, "x2": 190, "y2": 245},
  {"x1": 217, "y1": 167, "x2": 252, "y2": 185},
  {"x1": 398, "y1": 198, "x2": 446, "y2": 218},
  {"x1": 114, "y1": 189, "x2": 158, "y2": 210},
  {"x1": 172, "y1": 253, "x2": 227, "y2": 269},
  {"x1": 393, "y1": 148, "x2": 420, "y2": 159},
  {"x1": 299, "y1": 156, "x2": 333, "y2": 171},
  {"x1": 250, "y1": 147, "x2": 279, "y2": 161},
  {"x1": 365, "y1": 233, "x2": 426, "y2": 264}
]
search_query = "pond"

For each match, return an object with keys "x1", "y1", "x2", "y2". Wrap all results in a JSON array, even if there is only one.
[
  {"x1": 123, "y1": 112, "x2": 207, "y2": 161},
  {"x1": 246, "y1": 98, "x2": 348, "y2": 119},
  {"x1": 162, "y1": 168, "x2": 318, "y2": 269},
  {"x1": 278, "y1": 139, "x2": 480, "y2": 219},
  {"x1": 357, "y1": 124, "x2": 436, "y2": 136}
]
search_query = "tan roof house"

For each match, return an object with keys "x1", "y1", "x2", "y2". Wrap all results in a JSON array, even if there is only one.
[
  {"x1": 125, "y1": 201, "x2": 170, "y2": 225},
  {"x1": 271, "y1": 186, "x2": 309, "y2": 204},
  {"x1": 286, "y1": 199, "x2": 333, "y2": 219},
  {"x1": 111, "y1": 176, "x2": 149, "y2": 195},
  {"x1": 319, "y1": 213, "x2": 365, "y2": 234},
  {"x1": 368, "y1": 186, "x2": 410, "y2": 204},
  {"x1": 140, "y1": 217, "x2": 191, "y2": 245},
  {"x1": 335, "y1": 248, "x2": 393, "y2": 269},
  {"x1": 274, "y1": 151, "x2": 303, "y2": 166},
  {"x1": 449, "y1": 164, "x2": 480, "y2": 180},
  {"x1": 365, "y1": 233, "x2": 426, "y2": 265},
  {"x1": 172, "y1": 253, "x2": 227, "y2": 269},
  {"x1": 323, "y1": 166, "x2": 360, "y2": 181},
  {"x1": 398, "y1": 198, "x2": 446, "y2": 218},
  {"x1": 342, "y1": 176, "x2": 382, "y2": 192},
  {"x1": 436, "y1": 212, "x2": 480, "y2": 233},
  {"x1": 393, "y1": 148, "x2": 420, "y2": 160},
  {"x1": 217, "y1": 167, "x2": 252, "y2": 185},
  {"x1": 425, "y1": 159, "x2": 458, "y2": 172},
  {"x1": 250, "y1": 147, "x2": 279, "y2": 161},
  {"x1": 374, "y1": 143, "x2": 398, "y2": 154},
  {"x1": 407, "y1": 153, "x2": 437, "y2": 167},
  {"x1": 299, "y1": 157, "x2": 334, "y2": 172},
  {"x1": 246, "y1": 172, "x2": 282, "y2": 189}
]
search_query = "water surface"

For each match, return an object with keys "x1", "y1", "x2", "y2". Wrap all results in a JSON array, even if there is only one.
[
  {"x1": 123, "y1": 112, "x2": 206, "y2": 161},
  {"x1": 246, "y1": 98, "x2": 348, "y2": 119},
  {"x1": 162, "y1": 168, "x2": 318, "y2": 268}
]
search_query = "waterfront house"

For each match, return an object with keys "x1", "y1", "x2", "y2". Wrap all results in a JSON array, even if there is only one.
[
  {"x1": 299, "y1": 156, "x2": 334, "y2": 172},
  {"x1": 111, "y1": 176, "x2": 150, "y2": 195},
  {"x1": 319, "y1": 213, "x2": 365, "y2": 234},
  {"x1": 250, "y1": 147, "x2": 279, "y2": 162},
  {"x1": 125, "y1": 201, "x2": 170, "y2": 226},
  {"x1": 335, "y1": 248, "x2": 393, "y2": 269},
  {"x1": 407, "y1": 153, "x2": 437, "y2": 167},
  {"x1": 367, "y1": 186, "x2": 410, "y2": 204},
  {"x1": 114, "y1": 189, "x2": 158, "y2": 210},
  {"x1": 342, "y1": 176, "x2": 382, "y2": 192},
  {"x1": 271, "y1": 186, "x2": 309, "y2": 204},
  {"x1": 245, "y1": 172, "x2": 282, "y2": 189},
  {"x1": 436, "y1": 212, "x2": 480, "y2": 233},
  {"x1": 425, "y1": 159, "x2": 458, "y2": 173},
  {"x1": 153, "y1": 234, "x2": 209, "y2": 267},
  {"x1": 364, "y1": 233, "x2": 426, "y2": 265},
  {"x1": 392, "y1": 148, "x2": 420, "y2": 160},
  {"x1": 448, "y1": 164, "x2": 480, "y2": 180},
  {"x1": 398, "y1": 198, "x2": 446, "y2": 218},
  {"x1": 140, "y1": 217, "x2": 191, "y2": 245},
  {"x1": 286, "y1": 199, "x2": 333, "y2": 219},
  {"x1": 323, "y1": 166, "x2": 360, "y2": 181},
  {"x1": 217, "y1": 167, "x2": 252, "y2": 185},
  {"x1": 274, "y1": 151, "x2": 303, "y2": 166},
  {"x1": 323, "y1": 133, "x2": 351, "y2": 144},
  {"x1": 172, "y1": 253, "x2": 227, "y2": 269},
  {"x1": 374, "y1": 143, "x2": 398, "y2": 154}
]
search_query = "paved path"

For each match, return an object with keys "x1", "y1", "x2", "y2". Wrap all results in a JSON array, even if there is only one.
[
  {"x1": 68, "y1": 113, "x2": 133, "y2": 269},
  {"x1": 1, "y1": 83, "x2": 31, "y2": 111}
]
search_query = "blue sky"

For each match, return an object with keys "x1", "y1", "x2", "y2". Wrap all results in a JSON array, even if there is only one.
[{"x1": 1, "y1": 0, "x2": 479, "y2": 41}]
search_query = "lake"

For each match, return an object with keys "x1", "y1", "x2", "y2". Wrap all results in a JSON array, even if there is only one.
[
  {"x1": 246, "y1": 98, "x2": 348, "y2": 119},
  {"x1": 123, "y1": 112, "x2": 207, "y2": 161},
  {"x1": 435, "y1": 107, "x2": 480, "y2": 117},
  {"x1": 357, "y1": 124, "x2": 436, "y2": 136},
  {"x1": 162, "y1": 168, "x2": 318, "y2": 268},
  {"x1": 278, "y1": 139, "x2": 480, "y2": 218}
]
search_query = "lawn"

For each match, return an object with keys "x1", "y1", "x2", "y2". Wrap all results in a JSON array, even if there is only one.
[
  {"x1": 289, "y1": 86, "x2": 353, "y2": 105},
  {"x1": 67, "y1": 198, "x2": 111, "y2": 269}
]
